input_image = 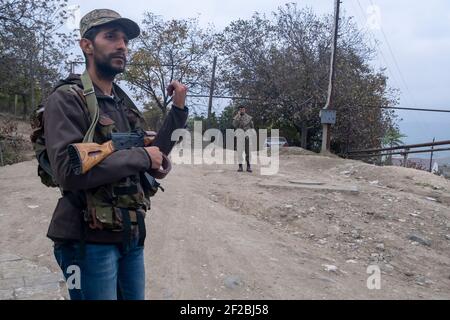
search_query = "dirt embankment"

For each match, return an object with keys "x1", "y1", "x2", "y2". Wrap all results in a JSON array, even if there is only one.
[{"x1": 0, "y1": 148, "x2": 449, "y2": 299}]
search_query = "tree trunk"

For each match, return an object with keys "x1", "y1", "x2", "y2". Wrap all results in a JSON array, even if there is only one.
[
  {"x1": 22, "y1": 95, "x2": 28, "y2": 120},
  {"x1": 30, "y1": 56, "x2": 35, "y2": 121},
  {"x1": 7, "y1": 95, "x2": 13, "y2": 114},
  {"x1": 301, "y1": 122, "x2": 308, "y2": 149}
]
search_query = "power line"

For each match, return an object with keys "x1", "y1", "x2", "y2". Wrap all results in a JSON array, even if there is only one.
[
  {"x1": 358, "y1": 105, "x2": 450, "y2": 113},
  {"x1": 343, "y1": 102, "x2": 450, "y2": 113},
  {"x1": 354, "y1": 0, "x2": 404, "y2": 97},
  {"x1": 354, "y1": 0, "x2": 415, "y2": 106},
  {"x1": 353, "y1": 0, "x2": 431, "y2": 138},
  {"x1": 188, "y1": 94, "x2": 314, "y2": 108},
  {"x1": 189, "y1": 95, "x2": 450, "y2": 113},
  {"x1": 368, "y1": 0, "x2": 419, "y2": 107},
  {"x1": 188, "y1": 94, "x2": 263, "y2": 101},
  {"x1": 363, "y1": 0, "x2": 433, "y2": 140}
]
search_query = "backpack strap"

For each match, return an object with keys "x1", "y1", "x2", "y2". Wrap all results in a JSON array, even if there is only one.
[{"x1": 80, "y1": 70, "x2": 100, "y2": 143}]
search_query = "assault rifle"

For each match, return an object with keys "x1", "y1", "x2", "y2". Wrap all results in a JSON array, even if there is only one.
[{"x1": 67, "y1": 129, "x2": 171, "y2": 179}]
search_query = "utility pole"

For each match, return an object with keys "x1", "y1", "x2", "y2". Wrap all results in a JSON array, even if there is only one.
[
  {"x1": 429, "y1": 137, "x2": 435, "y2": 172},
  {"x1": 207, "y1": 56, "x2": 217, "y2": 120},
  {"x1": 29, "y1": 55, "x2": 35, "y2": 120},
  {"x1": 40, "y1": 32, "x2": 46, "y2": 98},
  {"x1": 14, "y1": 94, "x2": 18, "y2": 117},
  {"x1": 0, "y1": 142, "x2": 4, "y2": 167},
  {"x1": 321, "y1": 0, "x2": 340, "y2": 153}
]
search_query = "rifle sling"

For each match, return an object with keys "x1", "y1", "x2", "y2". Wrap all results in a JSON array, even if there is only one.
[{"x1": 80, "y1": 70, "x2": 100, "y2": 143}]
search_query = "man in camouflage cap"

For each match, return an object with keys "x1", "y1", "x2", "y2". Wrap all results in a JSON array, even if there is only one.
[
  {"x1": 43, "y1": 9, "x2": 189, "y2": 300},
  {"x1": 79, "y1": 9, "x2": 141, "y2": 40},
  {"x1": 78, "y1": 9, "x2": 141, "y2": 78}
]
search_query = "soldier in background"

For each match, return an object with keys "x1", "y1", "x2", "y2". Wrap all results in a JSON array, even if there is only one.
[{"x1": 233, "y1": 105, "x2": 254, "y2": 172}]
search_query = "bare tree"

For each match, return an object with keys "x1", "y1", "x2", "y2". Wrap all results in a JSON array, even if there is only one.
[
  {"x1": 0, "y1": 0, "x2": 77, "y2": 118},
  {"x1": 124, "y1": 13, "x2": 215, "y2": 116},
  {"x1": 216, "y1": 3, "x2": 399, "y2": 152}
]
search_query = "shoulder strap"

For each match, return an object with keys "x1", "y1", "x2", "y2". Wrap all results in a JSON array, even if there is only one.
[{"x1": 80, "y1": 70, "x2": 100, "y2": 143}]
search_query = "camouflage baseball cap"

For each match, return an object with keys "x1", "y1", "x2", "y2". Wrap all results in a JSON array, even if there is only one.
[{"x1": 80, "y1": 9, "x2": 140, "y2": 40}]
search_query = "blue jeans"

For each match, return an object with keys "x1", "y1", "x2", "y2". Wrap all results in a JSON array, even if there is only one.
[{"x1": 54, "y1": 236, "x2": 145, "y2": 300}]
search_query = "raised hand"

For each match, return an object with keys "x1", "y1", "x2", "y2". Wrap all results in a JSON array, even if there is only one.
[{"x1": 167, "y1": 80, "x2": 187, "y2": 109}]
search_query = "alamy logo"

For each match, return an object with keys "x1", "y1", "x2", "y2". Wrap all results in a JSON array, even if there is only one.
[
  {"x1": 170, "y1": 121, "x2": 280, "y2": 175},
  {"x1": 66, "y1": 265, "x2": 81, "y2": 290},
  {"x1": 366, "y1": 265, "x2": 381, "y2": 290}
]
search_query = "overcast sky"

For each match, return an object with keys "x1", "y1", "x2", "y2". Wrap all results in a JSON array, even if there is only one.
[{"x1": 67, "y1": 0, "x2": 450, "y2": 152}]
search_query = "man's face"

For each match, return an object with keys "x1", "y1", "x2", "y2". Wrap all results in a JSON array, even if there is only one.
[
  {"x1": 90, "y1": 26, "x2": 129, "y2": 77},
  {"x1": 239, "y1": 108, "x2": 246, "y2": 115}
]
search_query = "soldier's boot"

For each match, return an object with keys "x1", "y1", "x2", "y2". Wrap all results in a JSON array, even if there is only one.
[
  {"x1": 238, "y1": 164, "x2": 243, "y2": 172},
  {"x1": 246, "y1": 164, "x2": 252, "y2": 173}
]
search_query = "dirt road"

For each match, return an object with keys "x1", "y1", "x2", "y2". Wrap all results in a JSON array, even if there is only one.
[{"x1": 1, "y1": 150, "x2": 449, "y2": 299}]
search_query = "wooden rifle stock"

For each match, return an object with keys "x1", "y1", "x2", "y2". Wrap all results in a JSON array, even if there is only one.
[
  {"x1": 68, "y1": 140, "x2": 116, "y2": 175},
  {"x1": 68, "y1": 133, "x2": 170, "y2": 178}
]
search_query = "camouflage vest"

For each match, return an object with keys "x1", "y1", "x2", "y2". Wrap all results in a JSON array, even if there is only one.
[{"x1": 80, "y1": 71, "x2": 149, "y2": 233}]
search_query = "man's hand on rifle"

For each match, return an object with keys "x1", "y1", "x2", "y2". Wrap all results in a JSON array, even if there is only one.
[
  {"x1": 167, "y1": 81, "x2": 187, "y2": 109},
  {"x1": 144, "y1": 146, "x2": 163, "y2": 170}
]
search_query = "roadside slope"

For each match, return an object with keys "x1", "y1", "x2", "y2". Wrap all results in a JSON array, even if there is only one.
[{"x1": 0, "y1": 153, "x2": 449, "y2": 299}]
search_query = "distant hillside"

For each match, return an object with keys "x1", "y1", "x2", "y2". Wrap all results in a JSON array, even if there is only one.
[
  {"x1": 392, "y1": 156, "x2": 450, "y2": 169},
  {"x1": 434, "y1": 157, "x2": 450, "y2": 165}
]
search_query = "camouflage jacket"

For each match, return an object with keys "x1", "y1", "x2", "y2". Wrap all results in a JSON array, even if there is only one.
[
  {"x1": 44, "y1": 74, "x2": 188, "y2": 244},
  {"x1": 232, "y1": 113, "x2": 254, "y2": 131}
]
